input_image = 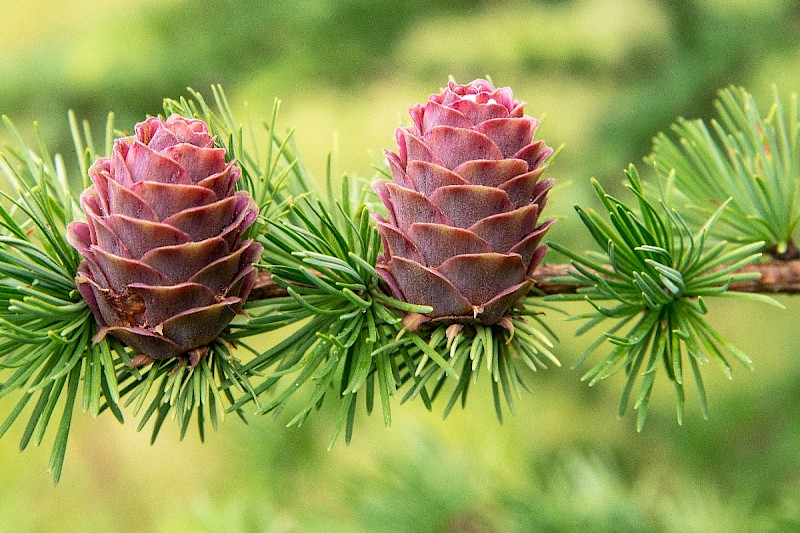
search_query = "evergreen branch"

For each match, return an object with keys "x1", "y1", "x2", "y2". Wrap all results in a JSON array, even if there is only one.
[
  {"x1": 1, "y1": 81, "x2": 798, "y2": 484},
  {"x1": 545, "y1": 164, "x2": 773, "y2": 428},
  {"x1": 229, "y1": 171, "x2": 426, "y2": 446},
  {"x1": 247, "y1": 257, "x2": 800, "y2": 300}
]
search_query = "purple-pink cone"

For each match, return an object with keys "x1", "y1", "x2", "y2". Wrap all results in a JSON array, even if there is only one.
[
  {"x1": 67, "y1": 114, "x2": 262, "y2": 365},
  {"x1": 374, "y1": 79, "x2": 555, "y2": 328}
]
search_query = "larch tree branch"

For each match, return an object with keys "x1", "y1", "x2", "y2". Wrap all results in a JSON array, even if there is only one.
[{"x1": 249, "y1": 258, "x2": 800, "y2": 302}]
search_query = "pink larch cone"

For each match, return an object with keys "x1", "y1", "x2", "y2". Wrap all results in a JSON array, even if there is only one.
[
  {"x1": 374, "y1": 79, "x2": 555, "y2": 328},
  {"x1": 67, "y1": 114, "x2": 262, "y2": 365}
]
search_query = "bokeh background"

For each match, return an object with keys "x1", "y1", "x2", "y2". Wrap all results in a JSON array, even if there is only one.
[{"x1": 2, "y1": 0, "x2": 800, "y2": 531}]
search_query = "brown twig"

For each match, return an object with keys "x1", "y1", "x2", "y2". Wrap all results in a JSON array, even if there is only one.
[
  {"x1": 727, "y1": 260, "x2": 800, "y2": 294},
  {"x1": 535, "y1": 259, "x2": 800, "y2": 295},
  {"x1": 530, "y1": 260, "x2": 800, "y2": 295},
  {"x1": 247, "y1": 259, "x2": 800, "y2": 303},
  {"x1": 249, "y1": 269, "x2": 289, "y2": 300},
  {"x1": 528, "y1": 263, "x2": 582, "y2": 295}
]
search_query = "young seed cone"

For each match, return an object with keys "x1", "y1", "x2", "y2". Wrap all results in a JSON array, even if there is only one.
[
  {"x1": 68, "y1": 114, "x2": 262, "y2": 364},
  {"x1": 374, "y1": 79, "x2": 555, "y2": 328}
]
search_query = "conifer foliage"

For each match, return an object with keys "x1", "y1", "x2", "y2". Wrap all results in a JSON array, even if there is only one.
[{"x1": 0, "y1": 81, "x2": 795, "y2": 481}]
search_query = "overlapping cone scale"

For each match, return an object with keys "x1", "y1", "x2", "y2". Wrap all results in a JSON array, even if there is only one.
[
  {"x1": 374, "y1": 79, "x2": 555, "y2": 327},
  {"x1": 67, "y1": 114, "x2": 262, "y2": 364}
]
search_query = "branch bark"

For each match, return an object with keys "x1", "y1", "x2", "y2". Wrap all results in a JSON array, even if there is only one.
[
  {"x1": 249, "y1": 269, "x2": 290, "y2": 300},
  {"x1": 248, "y1": 259, "x2": 800, "y2": 302},
  {"x1": 727, "y1": 260, "x2": 800, "y2": 294},
  {"x1": 532, "y1": 260, "x2": 800, "y2": 295},
  {"x1": 533, "y1": 259, "x2": 800, "y2": 295}
]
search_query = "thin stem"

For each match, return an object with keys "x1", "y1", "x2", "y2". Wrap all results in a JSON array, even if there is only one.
[
  {"x1": 249, "y1": 259, "x2": 800, "y2": 301},
  {"x1": 534, "y1": 259, "x2": 800, "y2": 295}
]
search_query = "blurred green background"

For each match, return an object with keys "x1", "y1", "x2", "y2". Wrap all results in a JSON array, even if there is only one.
[{"x1": 2, "y1": 0, "x2": 800, "y2": 531}]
